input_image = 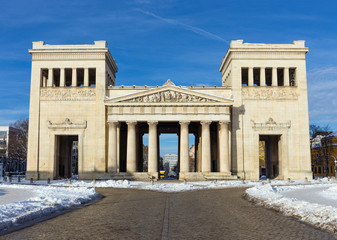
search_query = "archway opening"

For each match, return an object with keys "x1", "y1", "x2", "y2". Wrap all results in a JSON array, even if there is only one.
[
  {"x1": 159, "y1": 134, "x2": 178, "y2": 179},
  {"x1": 259, "y1": 135, "x2": 280, "y2": 179},
  {"x1": 55, "y1": 135, "x2": 78, "y2": 179}
]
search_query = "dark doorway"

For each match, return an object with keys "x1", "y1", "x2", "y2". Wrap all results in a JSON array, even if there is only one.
[
  {"x1": 259, "y1": 135, "x2": 280, "y2": 179},
  {"x1": 56, "y1": 135, "x2": 78, "y2": 179}
]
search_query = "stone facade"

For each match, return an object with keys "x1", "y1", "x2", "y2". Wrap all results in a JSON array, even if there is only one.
[{"x1": 26, "y1": 40, "x2": 312, "y2": 180}]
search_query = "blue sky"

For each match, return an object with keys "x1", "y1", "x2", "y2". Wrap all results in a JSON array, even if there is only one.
[{"x1": 1, "y1": 0, "x2": 337, "y2": 146}]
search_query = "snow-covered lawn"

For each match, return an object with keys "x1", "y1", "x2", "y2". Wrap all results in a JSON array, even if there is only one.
[
  {"x1": 246, "y1": 181, "x2": 337, "y2": 234},
  {"x1": 0, "y1": 184, "x2": 97, "y2": 233},
  {"x1": 1, "y1": 178, "x2": 337, "y2": 234}
]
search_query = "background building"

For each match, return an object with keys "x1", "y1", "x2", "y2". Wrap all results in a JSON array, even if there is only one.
[{"x1": 311, "y1": 132, "x2": 337, "y2": 177}]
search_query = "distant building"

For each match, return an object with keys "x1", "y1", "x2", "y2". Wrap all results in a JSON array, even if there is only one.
[
  {"x1": 0, "y1": 126, "x2": 19, "y2": 158},
  {"x1": 311, "y1": 132, "x2": 337, "y2": 177},
  {"x1": 162, "y1": 154, "x2": 178, "y2": 173}
]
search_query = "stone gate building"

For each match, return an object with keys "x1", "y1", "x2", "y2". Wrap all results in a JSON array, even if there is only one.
[{"x1": 26, "y1": 40, "x2": 312, "y2": 180}]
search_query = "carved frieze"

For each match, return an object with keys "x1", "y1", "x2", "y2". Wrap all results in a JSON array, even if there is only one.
[
  {"x1": 48, "y1": 118, "x2": 87, "y2": 129},
  {"x1": 242, "y1": 87, "x2": 298, "y2": 100},
  {"x1": 40, "y1": 88, "x2": 96, "y2": 101},
  {"x1": 120, "y1": 90, "x2": 216, "y2": 103},
  {"x1": 251, "y1": 118, "x2": 291, "y2": 130}
]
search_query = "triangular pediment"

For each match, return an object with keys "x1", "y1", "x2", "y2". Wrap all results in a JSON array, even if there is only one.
[{"x1": 105, "y1": 83, "x2": 233, "y2": 105}]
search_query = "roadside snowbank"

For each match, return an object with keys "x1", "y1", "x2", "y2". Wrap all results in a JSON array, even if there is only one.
[
  {"x1": 0, "y1": 184, "x2": 97, "y2": 233},
  {"x1": 245, "y1": 183, "x2": 337, "y2": 234}
]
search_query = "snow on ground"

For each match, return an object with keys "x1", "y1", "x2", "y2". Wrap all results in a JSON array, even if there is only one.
[
  {"x1": 1, "y1": 177, "x2": 337, "y2": 234},
  {"x1": 245, "y1": 181, "x2": 337, "y2": 234},
  {"x1": 0, "y1": 183, "x2": 97, "y2": 233}
]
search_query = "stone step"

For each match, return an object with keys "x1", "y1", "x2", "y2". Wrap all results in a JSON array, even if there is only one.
[{"x1": 202, "y1": 172, "x2": 239, "y2": 180}]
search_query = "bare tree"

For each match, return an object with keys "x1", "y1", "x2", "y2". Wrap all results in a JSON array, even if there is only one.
[
  {"x1": 310, "y1": 124, "x2": 331, "y2": 137},
  {"x1": 8, "y1": 118, "x2": 28, "y2": 160}
]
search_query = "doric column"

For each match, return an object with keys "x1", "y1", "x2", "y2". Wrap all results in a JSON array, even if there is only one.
[
  {"x1": 248, "y1": 67, "x2": 254, "y2": 86},
  {"x1": 219, "y1": 121, "x2": 230, "y2": 173},
  {"x1": 126, "y1": 121, "x2": 137, "y2": 172},
  {"x1": 84, "y1": 68, "x2": 89, "y2": 87},
  {"x1": 60, "y1": 68, "x2": 65, "y2": 87},
  {"x1": 108, "y1": 121, "x2": 118, "y2": 173},
  {"x1": 148, "y1": 121, "x2": 158, "y2": 173},
  {"x1": 284, "y1": 67, "x2": 290, "y2": 86},
  {"x1": 72, "y1": 68, "x2": 77, "y2": 87},
  {"x1": 47, "y1": 68, "x2": 53, "y2": 87},
  {"x1": 180, "y1": 121, "x2": 190, "y2": 173},
  {"x1": 201, "y1": 121, "x2": 211, "y2": 172},
  {"x1": 260, "y1": 67, "x2": 266, "y2": 86},
  {"x1": 272, "y1": 67, "x2": 278, "y2": 86}
]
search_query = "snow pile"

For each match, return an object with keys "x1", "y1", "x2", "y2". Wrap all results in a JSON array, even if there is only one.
[
  {"x1": 49, "y1": 179, "x2": 261, "y2": 192},
  {"x1": 246, "y1": 184, "x2": 337, "y2": 233},
  {"x1": 0, "y1": 184, "x2": 97, "y2": 232}
]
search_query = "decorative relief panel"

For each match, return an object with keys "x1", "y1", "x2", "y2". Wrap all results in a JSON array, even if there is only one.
[
  {"x1": 40, "y1": 88, "x2": 95, "y2": 101},
  {"x1": 251, "y1": 118, "x2": 291, "y2": 130},
  {"x1": 48, "y1": 118, "x2": 87, "y2": 129},
  {"x1": 242, "y1": 87, "x2": 298, "y2": 100},
  {"x1": 120, "y1": 90, "x2": 217, "y2": 103}
]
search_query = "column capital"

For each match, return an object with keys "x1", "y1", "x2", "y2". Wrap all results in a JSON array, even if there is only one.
[
  {"x1": 179, "y1": 121, "x2": 190, "y2": 126},
  {"x1": 219, "y1": 121, "x2": 230, "y2": 125},
  {"x1": 260, "y1": 66, "x2": 265, "y2": 69},
  {"x1": 126, "y1": 121, "x2": 137, "y2": 126},
  {"x1": 147, "y1": 121, "x2": 158, "y2": 125},
  {"x1": 108, "y1": 121, "x2": 119, "y2": 126},
  {"x1": 201, "y1": 121, "x2": 212, "y2": 126}
]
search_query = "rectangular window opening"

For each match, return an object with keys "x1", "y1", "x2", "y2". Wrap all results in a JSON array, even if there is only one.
[
  {"x1": 253, "y1": 68, "x2": 260, "y2": 86},
  {"x1": 89, "y1": 68, "x2": 96, "y2": 87},
  {"x1": 41, "y1": 68, "x2": 48, "y2": 87},
  {"x1": 241, "y1": 68, "x2": 248, "y2": 86},
  {"x1": 77, "y1": 68, "x2": 84, "y2": 87},
  {"x1": 265, "y1": 68, "x2": 272, "y2": 86},
  {"x1": 277, "y1": 68, "x2": 284, "y2": 86},
  {"x1": 53, "y1": 69, "x2": 60, "y2": 87},
  {"x1": 65, "y1": 69, "x2": 72, "y2": 87},
  {"x1": 289, "y1": 68, "x2": 296, "y2": 86}
]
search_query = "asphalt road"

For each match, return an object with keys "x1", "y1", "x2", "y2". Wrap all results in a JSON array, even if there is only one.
[{"x1": 1, "y1": 188, "x2": 336, "y2": 240}]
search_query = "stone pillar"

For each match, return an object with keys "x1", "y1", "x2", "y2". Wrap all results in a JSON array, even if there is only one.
[
  {"x1": 260, "y1": 67, "x2": 266, "y2": 86},
  {"x1": 148, "y1": 121, "x2": 158, "y2": 173},
  {"x1": 248, "y1": 67, "x2": 254, "y2": 86},
  {"x1": 219, "y1": 121, "x2": 230, "y2": 173},
  {"x1": 201, "y1": 121, "x2": 211, "y2": 172},
  {"x1": 47, "y1": 68, "x2": 53, "y2": 87},
  {"x1": 84, "y1": 68, "x2": 89, "y2": 87},
  {"x1": 108, "y1": 121, "x2": 118, "y2": 172},
  {"x1": 180, "y1": 121, "x2": 190, "y2": 173},
  {"x1": 42, "y1": 75, "x2": 47, "y2": 87},
  {"x1": 284, "y1": 67, "x2": 290, "y2": 86},
  {"x1": 126, "y1": 121, "x2": 137, "y2": 172},
  {"x1": 60, "y1": 68, "x2": 65, "y2": 87},
  {"x1": 272, "y1": 67, "x2": 278, "y2": 86},
  {"x1": 72, "y1": 68, "x2": 77, "y2": 87}
]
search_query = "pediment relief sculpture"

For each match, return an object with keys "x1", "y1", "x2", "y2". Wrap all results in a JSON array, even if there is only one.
[{"x1": 120, "y1": 90, "x2": 216, "y2": 103}]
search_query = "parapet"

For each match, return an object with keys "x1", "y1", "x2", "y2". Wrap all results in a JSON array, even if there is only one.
[
  {"x1": 229, "y1": 40, "x2": 306, "y2": 49},
  {"x1": 31, "y1": 41, "x2": 108, "y2": 50}
]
